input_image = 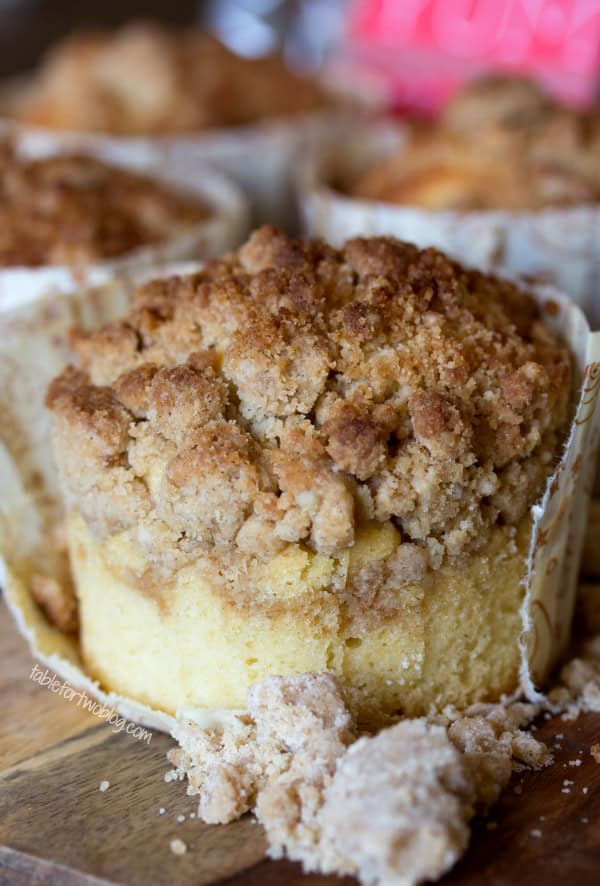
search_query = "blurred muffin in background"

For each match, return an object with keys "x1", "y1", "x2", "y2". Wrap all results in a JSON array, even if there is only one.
[
  {"x1": 0, "y1": 140, "x2": 209, "y2": 268},
  {"x1": 352, "y1": 76, "x2": 600, "y2": 212},
  {"x1": 3, "y1": 21, "x2": 327, "y2": 136}
]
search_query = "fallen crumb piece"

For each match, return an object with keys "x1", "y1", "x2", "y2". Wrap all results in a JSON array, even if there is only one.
[
  {"x1": 170, "y1": 838, "x2": 187, "y2": 856},
  {"x1": 170, "y1": 673, "x2": 356, "y2": 827},
  {"x1": 553, "y1": 638, "x2": 600, "y2": 715},
  {"x1": 166, "y1": 624, "x2": 600, "y2": 884},
  {"x1": 170, "y1": 711, "x2": 258, "y2": 824},
  {"x1": 307, "y1": 720, "x2": 476, "y2": 885},
  {"x1": 159, "y1": 807, "x2": 166, "y2": 815},
  {"x1": 177, "y1": 814, "x2": 185, "y2": 823},
  {"x1": 252, "y1": 674, "x2": 357, "y2": 862},
  {"x1": 440, "y1": 701, "x2": 550, "y2": 807},
  {"x1": 170, "y1": 674, "x2": 553, "y2": 886},
  {"x1": 99, "y1": 780, "x2": 110, "y2": 793}
]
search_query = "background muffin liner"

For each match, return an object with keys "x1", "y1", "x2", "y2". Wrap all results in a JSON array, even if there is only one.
[
  {"x1": 1, "y1": 263, "x2": 599, "y2": 733},
  {"x1": 300, "y1": 125, "x2": 600, "y2": 327},
  {"x1": 2, "y1": 108, "x2": 353, "y2": 231}
]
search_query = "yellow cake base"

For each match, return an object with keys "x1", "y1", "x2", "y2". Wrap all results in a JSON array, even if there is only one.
[{"x1": 68, "y1": 512, "x2": 530, "y2": 724}]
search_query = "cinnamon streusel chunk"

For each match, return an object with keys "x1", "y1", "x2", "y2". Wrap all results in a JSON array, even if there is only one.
[{"x1": 47, "y1": 227, "x2": 572, "y2": 721}]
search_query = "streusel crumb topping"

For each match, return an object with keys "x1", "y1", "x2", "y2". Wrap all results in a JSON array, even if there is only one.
[
  {"x1": 47, "y1": 226, "x2": 571, "y2": 575},
  {"x1": 0, "y1": 142, "x2": 207, "y2": 266}
]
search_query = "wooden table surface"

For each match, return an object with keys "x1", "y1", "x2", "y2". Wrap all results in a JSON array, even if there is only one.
[
  {"x1": 1, "y1": 598, "x2": 599, "y2": 886},
  {"x1": 0, "y1": 4, "x2": 598, "y2": 881}
]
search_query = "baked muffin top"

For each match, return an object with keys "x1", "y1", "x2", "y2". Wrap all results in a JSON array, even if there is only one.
[
  {"x1": 0, "y1": 142, "x2": 207, "y2": 266},
  {"x1": 352, "y1": 77, "x2": 600, "y2": 211},
  {"x1": 6, "y1": 21, "x2": 326, "y2": 135},
  {"x1": 47, "y1": 227, "x2": 571, "y2": 578}
]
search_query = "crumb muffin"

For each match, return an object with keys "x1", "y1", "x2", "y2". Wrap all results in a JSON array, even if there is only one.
[
  {"x1": 5, "y1": 21, "x2": 326, "y2": 136},
  {"x1": 352, "y1": 77, "x2": 600, "y2": 211},
  {"x1": 0, "y1": 141, "x2": 208, "y2": 267},
  {"x1": 46, "y1": 227, "x2": 572, "y2": 724}
]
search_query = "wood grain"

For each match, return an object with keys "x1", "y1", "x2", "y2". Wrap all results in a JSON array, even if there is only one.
[
  {"x1": 1, "y1": 598, "x2": 599, "y2": 886},
  {"x1": 0, "y1": 725, "x2": 266, "y2": 885},
  {"x1": 0, "y1": 598, "x2": 95, "y2": 769}
]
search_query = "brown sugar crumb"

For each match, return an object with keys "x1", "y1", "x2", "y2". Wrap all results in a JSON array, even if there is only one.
[
  {"x1": 550, "y1": 636, "x2": 600, "y2": 716},
  {"x1": 169, "y1": 674, "x2": 356, "y2": 827},
  {"x1": 7, "y1": 21, "x2": 326, "y2": 136},
  {"x1": 0, "y1": 141, "x2": 207, "y2": 267},
  {"x1": 170, "y1": 673, "x2": 553, "y2": 886},
  {"x1": 436, "y1": 700, "x2": 552, "y2": 806},
  {"x1": 169, "y1": 713, "x2": 259, "y2": 825},
  {"x1": 351, "y1": 77, "x2": 600, "y2": 211},
  {"x1": 310, "y1": 720, "x2": 476, "y2": 884},
  {"x1": 169, "y1": 838, "x2": 187, "y2": 856},
  {"x1": 30, "y1": 573, "x2": 78, "y2": 633},
  {"x1": 47, "y1": 226, "x2": 572, "y2": 588}
]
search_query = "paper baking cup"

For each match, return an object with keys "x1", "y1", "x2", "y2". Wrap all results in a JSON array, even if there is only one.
[
  {"x1": 1, "y1": 108, "x2": 352, "y2": 232},
  {"x1": 300, "y1": 126, "x2": 600, "y2": 327},
  {"x1": 1, "y1": 265, "x2": 599, "y2": 732},
  {"x1": 0, "y1": 267, "x2": 201, "y2": 734}
]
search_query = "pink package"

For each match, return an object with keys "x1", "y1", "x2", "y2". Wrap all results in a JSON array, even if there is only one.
[{"x1": 343, "y1": 0, "x2": 600, "y2": 113}]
